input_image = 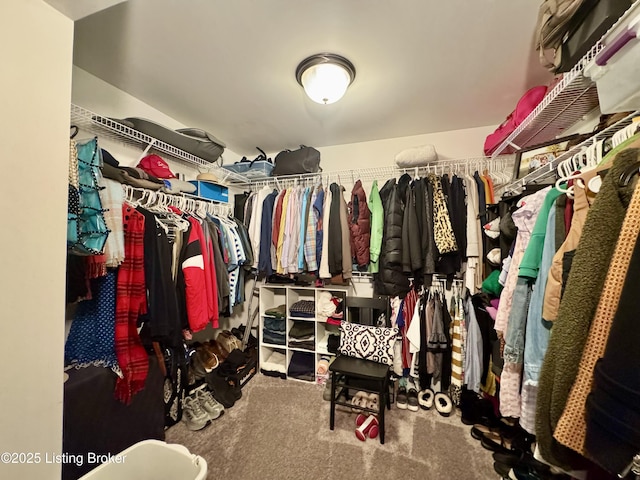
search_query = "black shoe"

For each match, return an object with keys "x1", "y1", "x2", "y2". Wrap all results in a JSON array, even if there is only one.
[
  {"x1": 407, "y1": 388, "x2": 419, "y2": 412},
  {"x1": 493, "y1": 451, "x2": 551, "y2": 474},
  {"x1": 396, "y1": 386, "x2": 408, "y2": 410},
  {"x1": 481, "y1": 429, "x2": 535, "y2": 456},
  {"x1": 460, "y1": 389, "x2": 498, "y2": 426},
  {"x1": 501, "y1": 463, "x2": 560, "y2": 480}
]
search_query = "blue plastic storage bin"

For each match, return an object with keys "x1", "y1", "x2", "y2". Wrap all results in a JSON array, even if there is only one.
[
  {"x1": 222, "y1": 160, "x2": 273, "y2": 179},
  {"x1": 188, "y1": 180, "x2": 229, "y2": 203}
]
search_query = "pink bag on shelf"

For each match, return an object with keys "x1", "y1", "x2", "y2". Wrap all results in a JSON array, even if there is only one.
[{"x1": 484, "y1": 85, "x2": 548, "y2": 155}]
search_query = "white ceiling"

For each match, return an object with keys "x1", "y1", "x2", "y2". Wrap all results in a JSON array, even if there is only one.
[{"x1": 73, "y1": 0, "x2": 551, "y2": 156}]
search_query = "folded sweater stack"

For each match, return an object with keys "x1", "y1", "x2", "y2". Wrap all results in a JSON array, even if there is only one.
[
  {"x1": 288, "y1": 320, "x2": 315, "y2": 351},
  {"x1": 263, "y1": 309, "x2": 286, "y2": 345},
  {"x1": 287, "y1": 351, "x2": 315, "y2": 381},
  {"x1": 289, "y1": 300, "x2": 315, "y2": 318}
]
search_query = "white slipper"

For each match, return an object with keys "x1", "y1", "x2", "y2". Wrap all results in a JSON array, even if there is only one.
[
  {"x1": 366, "y1": 393, "x2": 379, "y2": 411},
  {"x1": 418, "y1": 389, "x2": 434, "y2": 410},
  {"x1": 351, "y1": 391, "x2": 368, "y2": 412},
  {"x1": 434, "y1": 392, "x2": 453, "y2": 417}
]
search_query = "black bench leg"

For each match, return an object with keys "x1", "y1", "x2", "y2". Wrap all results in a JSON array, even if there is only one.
[
  {"x1": 379, "y1": 388, "x2": 385, "y2": 444},
  {"x1": 329, "y1": 374, "x2": 336, "y2": 431}
]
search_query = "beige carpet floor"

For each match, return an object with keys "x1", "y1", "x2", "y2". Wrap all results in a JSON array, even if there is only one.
[{"x1": 165, "y1": 374, "x2": 496, "y2": 480}]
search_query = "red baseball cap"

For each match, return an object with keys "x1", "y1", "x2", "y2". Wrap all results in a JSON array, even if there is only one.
[{"x1": 137, "y1": 154, "x2": 176, "y2": 179}]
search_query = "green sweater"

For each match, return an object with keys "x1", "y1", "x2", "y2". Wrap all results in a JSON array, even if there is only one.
[
  {"x1": 368, "y1": 180, "x2": 383, "y2": 274},
  {"x1": 536, "y1": 148, "x2": 639, "y2": 469},
  {"x1": 519, "y1": 188, "x2": 563, "y2": 279}
]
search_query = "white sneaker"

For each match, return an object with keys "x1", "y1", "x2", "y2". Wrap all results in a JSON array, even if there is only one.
[
  {"x1": 196, "y1": 389, "x2": 225, "y2": 421},
  {"x1": 182, "y1": 395, "x2": 210, "y2": 431}
]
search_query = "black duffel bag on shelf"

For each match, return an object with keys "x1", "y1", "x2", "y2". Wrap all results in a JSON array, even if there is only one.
[{"x1": 272, "y1": 145, "x2": 321, "y2": 176}]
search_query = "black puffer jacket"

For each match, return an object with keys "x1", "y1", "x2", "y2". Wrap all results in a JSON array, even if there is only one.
[
  {"x1": 374, "y1": 179, "x2": 409, "y2": 297},
  {"x1": 400, "y1": 175, "x2": 421, "y2": 275}
]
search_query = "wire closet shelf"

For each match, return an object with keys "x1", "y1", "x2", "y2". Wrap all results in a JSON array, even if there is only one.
[
  {"x1": 490, "y1": 42, "x2": 603, "y2": 159},
  {"x1": 491, "y1": 1, "x2": 640, "y2": 159},
  {"x1": 500, "y1": 110, "x2": 640, "y2": 196},
  {"x1": 237, "y1": 155, "x2": 516, "y2": 190},
  {"x1": 70, "y1": 104, "x2": 249, "y2": 184}
]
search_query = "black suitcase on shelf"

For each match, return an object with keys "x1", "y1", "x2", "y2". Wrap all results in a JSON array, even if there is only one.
[{"x1": 555, "y1": 0, "x2": 632, "y2": 73}]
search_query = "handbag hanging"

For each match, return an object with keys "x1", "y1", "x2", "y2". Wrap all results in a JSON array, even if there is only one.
[{"x1": 272, "y1": 145, "x2": 322, "y2": 176}]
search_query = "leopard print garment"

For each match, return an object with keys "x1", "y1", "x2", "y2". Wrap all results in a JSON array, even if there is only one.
[{"x1": 428, "y1": 174, "x2": 458, "y2": 254}]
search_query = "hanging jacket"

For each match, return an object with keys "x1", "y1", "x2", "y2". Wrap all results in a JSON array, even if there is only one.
[
  {"x1": 374, "y1": 178, "x2": 409, "y2": 297},
  {"x1": 314, "y1": 186, "x2": 325, "y2": 270},
  {"x1": 338, "y1": 185, "x2": 352, "y2": 279},
  {"x1": 424, "y1": 178, "x2": 438, "y2": 277},
  {"x1": 401, "y1": 177, "x2": 422, "y2": 275},
  {"x1": 368, "y1": 181, "x2": 383, "y2": 274},
  {"x1": 328, "y1": 183, "x2": 343, "y2": 276},
  {"x1": 177, "y1": 220, "x2": 209, "y2": 332},
  {"x1": 348, "y1": 180, "x2": 371, "y2": 268}
]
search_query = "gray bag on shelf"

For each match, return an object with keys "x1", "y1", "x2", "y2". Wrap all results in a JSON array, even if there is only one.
[{"x1": 113, "y1": 117, "x2": 226, "y2": 164}]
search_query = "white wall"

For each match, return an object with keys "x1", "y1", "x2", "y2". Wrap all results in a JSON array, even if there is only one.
[
  {"x1": 317, "y1": 124, "x2": 495, "y2": 172},
  {"x1": 0, "y1": 1, "x2": 73, "y2": 478}
]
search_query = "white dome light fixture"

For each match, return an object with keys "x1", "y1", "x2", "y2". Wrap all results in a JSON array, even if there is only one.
[{"x1": 296, "y1": 53, "x2": 356, "y2": 105}]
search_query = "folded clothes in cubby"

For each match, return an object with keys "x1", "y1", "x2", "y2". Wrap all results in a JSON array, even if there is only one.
[
  {"x1": 289, "y1": 300, "x2": 315, "y2": 318},
  {"x1": 263, "y1": 317, "x2": 286, "y2": 333},
  {"x1": 288, "y1": 321, "x2": 315, "y2": 338},
  {"x1": 264, "y1": 304, "x2": 286, "y2": 319},
  {"x1": 288, "y1": 351, "x2": 315, "y2": 381},
  {"x1": 260, "y1": 350, "x2": 287, "y2": 379}
]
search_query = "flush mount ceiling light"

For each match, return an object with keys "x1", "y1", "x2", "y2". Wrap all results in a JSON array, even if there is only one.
[{"x1": 295, "y1": 53, "x2": 356, "y2": 105}]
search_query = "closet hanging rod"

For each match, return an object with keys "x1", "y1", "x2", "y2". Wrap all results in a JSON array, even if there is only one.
[
  {"x1": 500, "y1": 110, "x2": 640, "y2": 196},
  {"x1": 122, "y1": 184, "x2": 233, "y2": 215},
  {"x1": 235, "y1": 154, "x2": 515, "y2": 188}
]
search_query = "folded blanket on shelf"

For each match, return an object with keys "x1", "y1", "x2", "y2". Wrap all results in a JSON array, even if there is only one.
[
  {"x1": 264, "y1": 304, "x2": 286, "y2": 318},
  {"x1": 288, "y1": 320, "x2": 315, "y2": 338},
  {"x1": 261, "y1": 350, "x2": 286, "y2": 374},
  {"x1": 289, "y1": 300, "x2": 315, "y2": 317},
  {"x1": 317, "y1": 333, "x2": 331, "y2": 353},
  {"x1": 288, "y1": 340, "x2": 315, "y2": 351},
  {"x1": 262, "y1": 330, "x2": 286, "y2": 345},
  {"x1": 263, "y1": 317, "x2": 286, "y2": 333},
  {"x1": 288, "y1": 351, "x2": 315, "y2": 381},
  {"x1": 288, "y1": 334, "x2": 315, "y2": 342}
]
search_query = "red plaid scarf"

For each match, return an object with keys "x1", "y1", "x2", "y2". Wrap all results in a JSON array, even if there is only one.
[{"x1": 114, "y1": 205, "x2": 149, "y2": 404}]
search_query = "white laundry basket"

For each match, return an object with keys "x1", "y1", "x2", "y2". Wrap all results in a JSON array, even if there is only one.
[{"x1": 78, "y1": 440, "x2": 207, "y2": 480}]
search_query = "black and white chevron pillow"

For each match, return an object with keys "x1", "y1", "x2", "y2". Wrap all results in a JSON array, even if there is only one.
[{"x1": 338, "y1": 322, "x2": 398, "y2": 366}]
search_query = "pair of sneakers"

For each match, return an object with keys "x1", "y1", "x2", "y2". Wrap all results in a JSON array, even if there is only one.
[
  {"x1": 351, "y1": 391, "x2": 379, "y2": 411},
  {"x1": 396, "y1": 386, "x2": 419, "y2": 411},
  {"x1": 182, "y1": 389, "x2": 225, "y2": 431}
]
